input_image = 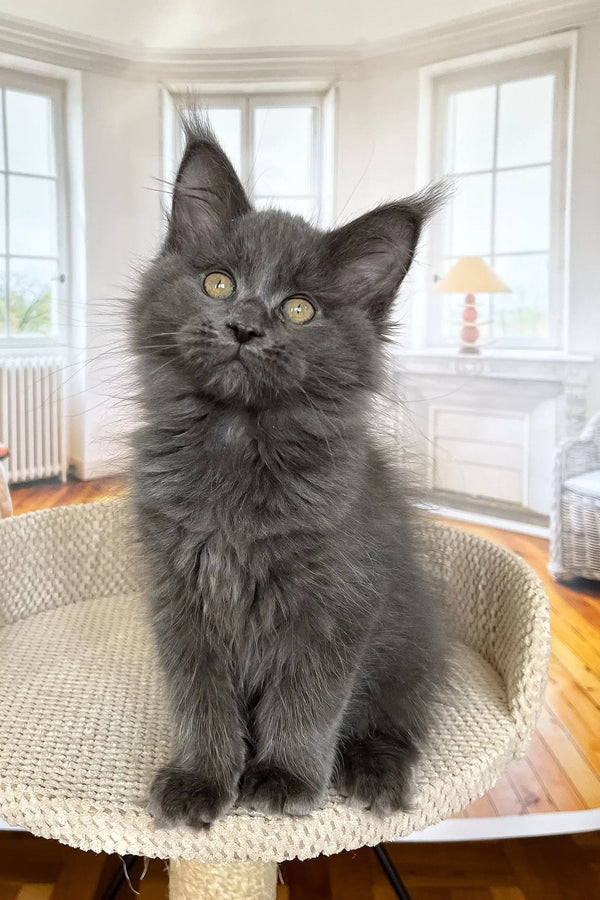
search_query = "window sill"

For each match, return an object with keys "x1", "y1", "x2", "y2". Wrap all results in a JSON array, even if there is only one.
[
  {"x1": 396, "y1": 347, "x2": 595, "y2": 364},
  {"x1": 0, "y1": 346, "x2": 68, "y2": 363},
  {"x1": 394, "y1": 347, "x2": 595, "y2": 385}
]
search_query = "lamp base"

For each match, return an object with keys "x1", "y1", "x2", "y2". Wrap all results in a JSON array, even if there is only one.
[
  {"x1": 459, "y1": 293, "x2": 480, "y2": 354},
  {"x1": 459, "y1": 345, "x2": 481, "y2": 355}
]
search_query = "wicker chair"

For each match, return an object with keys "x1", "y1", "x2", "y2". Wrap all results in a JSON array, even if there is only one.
[
  {"x1": 549, "y1": 411, "x2": 600, "y2": 581},
  {"x1": 0, "y1": 500, "x2": 550, "y2": 899}
]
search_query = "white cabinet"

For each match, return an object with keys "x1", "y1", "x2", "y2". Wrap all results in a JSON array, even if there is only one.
[{"x1": 396, "y1": 350, "x2": 593, "y2": 517}]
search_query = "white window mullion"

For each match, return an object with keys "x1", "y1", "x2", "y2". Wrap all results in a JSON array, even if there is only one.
[
  {"x1": 1, "y1": 88, "x2": 9, "y2": 338},
  {"x1": 310, "y1": 101, "x2": 320, "y2": 221},
  {"x1": 489, "y1": 83, "x2": 500, "y2": 343},
  {"x1": 242, "y1": 96, "x2": 252, "y2": 196},
  {"x1": 246, "y1": 95, "x2": 257, "y2": 202},
  {"x1": 549, "y1": 58, "x2": 568, "y2": 351}
]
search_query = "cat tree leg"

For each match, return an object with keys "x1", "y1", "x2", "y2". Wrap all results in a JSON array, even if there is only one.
[{"x1": 169, "y1": 859, "x2": 278, "y2": 900}]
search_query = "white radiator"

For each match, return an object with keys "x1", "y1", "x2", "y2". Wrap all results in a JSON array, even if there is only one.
[{"x1": 0, "y1": 357, "x2": 67, "y2": 485}]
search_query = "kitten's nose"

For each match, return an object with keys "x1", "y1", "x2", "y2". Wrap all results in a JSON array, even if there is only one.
[{"x1": 227, "y1": 322, "x2": 263, "y2": 344}]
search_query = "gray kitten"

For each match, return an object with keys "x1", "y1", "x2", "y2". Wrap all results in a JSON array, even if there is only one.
[{"x1": 131, "y1": 118, "x2": 447, "y2": 826}]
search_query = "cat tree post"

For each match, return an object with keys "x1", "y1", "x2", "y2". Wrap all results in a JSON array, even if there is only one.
[{"x1": 169, "y1": 859, "x2": 278, "y2": 899}]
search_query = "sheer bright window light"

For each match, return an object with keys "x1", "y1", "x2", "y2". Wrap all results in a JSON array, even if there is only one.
[
  {"x1": 203, "y1": 108, "x2": 242, "y2": 177},
  {"x1": 0, "y1": 83, "x2": 63, "y2": 342},
  {"x1": 253, "y1": 106, "x2": 318, "y2": 221},
  {"x1": 445, "y1": 85, "x2": 496, "y2": 173},
  {"x1": 430, "y1": 51, "x2": 569, "y2": 349},
  {"x1": 173, "y1": 93, "x2": 326, "y2": 227}
]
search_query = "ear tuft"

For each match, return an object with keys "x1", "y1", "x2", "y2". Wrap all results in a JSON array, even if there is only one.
[
  {"x1": 325, "y1": 180, "x2": 449, "y2": 322},
  {"x1": 166, "y1": 110, "x2": 251, "y2": 252},
  {"x1": 404, "y1": 178, "x2": 453, "y2": 224},
  {"x1": 179, "y1": 110, "x2": 222, "y2": 153}
]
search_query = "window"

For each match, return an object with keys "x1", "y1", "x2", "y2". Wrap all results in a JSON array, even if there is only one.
[
  {"x1": 168, "y1": 92, "x2": 332, "y2": 227},
  {"x1": 0, "y1": 70, "x2": 66, "y2": 345},
  {"x1": 429, "y1": 51, "x2": 570, "y2": 348}
]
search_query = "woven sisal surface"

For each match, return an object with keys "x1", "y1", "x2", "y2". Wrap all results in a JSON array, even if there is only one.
[{"x1": 0, "y1": 500, "x2": 550, "y2": 863}]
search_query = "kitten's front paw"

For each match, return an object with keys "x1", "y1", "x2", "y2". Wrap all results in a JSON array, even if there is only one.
[
  {"x1": 148, "y1": 765, "x2": 236, "y2": 827},
  {"x1": 239, "y1": 763, "x2": 325, "y2": 816},
  {"x1": 334, "y1": 733, "x2": 417, "y2": 815}
]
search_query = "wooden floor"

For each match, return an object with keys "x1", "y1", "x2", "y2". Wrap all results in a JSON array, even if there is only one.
[
  {"x1": 3, "y1": 477, "x2": 600, "y2": 898},
  {"x1": 9, "y1": 476, "x2": 125, "y2": 514},
  {"x1": 2, "y1": 828, "x2": 600, "y2": 899}
]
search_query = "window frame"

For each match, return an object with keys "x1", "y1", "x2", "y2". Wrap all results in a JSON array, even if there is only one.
[
  {"x1": 167, "y1": 90, "x2": 329, "y2": 227},
  {"x1": 0, "y1": 66, "x2": 68, "y2": 350},
  {"x1": 427, "y1": 49, "x2": 571, "y2": 351}
]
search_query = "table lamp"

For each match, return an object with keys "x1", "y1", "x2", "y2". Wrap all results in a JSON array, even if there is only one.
[{"x1": 434, "y1": 256, "x2": 510, "y2": 354}]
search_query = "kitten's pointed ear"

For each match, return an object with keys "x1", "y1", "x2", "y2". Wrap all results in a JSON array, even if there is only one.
[
  {"x1": 166, "y1": 115, "x2": 251, "y2": 252},
  {"x1": 325, "y1": 184, "x2": 447, "y2": 321}
]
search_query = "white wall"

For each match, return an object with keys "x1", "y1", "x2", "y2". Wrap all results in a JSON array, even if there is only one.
[
  {"x1": 568, "y1": 21, "x2": 600, "y2": 368},
  {"x1": 570, "y1": 21, "x2": 600, "y2": 420},
  {"x1": 72, "y1": 73, "x2": 162, "y2": 478},
  {"x1": 334, "y1": 65, "x2": 421, "y2": 223},
  {"x1": 334, "y1": 60, "x2": 427, "y2": 338},
  {"x1": 331, "y1": 75, "x2": 372, "y2": 223}
]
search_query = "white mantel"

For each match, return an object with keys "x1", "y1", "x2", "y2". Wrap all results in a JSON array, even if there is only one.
[{"x1": 393, "y1": 348, "x2": 596, "y2": 517}]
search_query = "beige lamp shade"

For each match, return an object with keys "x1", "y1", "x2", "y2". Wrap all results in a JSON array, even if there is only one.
[{"x1": 434, "y1": 256, "x2": 510, "y2": 294}]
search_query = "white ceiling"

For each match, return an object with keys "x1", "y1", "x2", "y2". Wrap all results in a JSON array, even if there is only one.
[{"x1": 1, "y1": 0, "x2": 535, "y2": 51}]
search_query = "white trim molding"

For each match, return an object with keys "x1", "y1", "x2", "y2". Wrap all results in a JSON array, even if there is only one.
[
  {"x1": 0, "y1": 12, "x2": 360, "y2": 82},
  {"x1": 421, "y1": 503, "x2": 550, "y2": 538},
  {"x1": 70, "y1": 453, "x2": 130, "y2": 482},
  {"x1": 367, "y1": 0, "x2": 597, "y2": 69},
  {"x1": 0, "y1": 2, "x2": 597, "y2": 82}
]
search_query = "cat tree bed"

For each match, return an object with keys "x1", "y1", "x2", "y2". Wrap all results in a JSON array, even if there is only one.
[{"x1": 0, "y1": 500, "x2": 550, "y2": 899}]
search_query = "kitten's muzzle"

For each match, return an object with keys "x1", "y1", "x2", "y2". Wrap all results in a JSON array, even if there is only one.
[{"x1": 227, "y1": 322, "x2": 264, "y2": 344}]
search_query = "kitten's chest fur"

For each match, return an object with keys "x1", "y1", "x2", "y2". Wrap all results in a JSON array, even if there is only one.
[
  {"x1": 156, "y1": 401, "x2": 360, "y2": 528},
  {"x1": 139, "y1": 401, "x2": 363, "y2": 638}
]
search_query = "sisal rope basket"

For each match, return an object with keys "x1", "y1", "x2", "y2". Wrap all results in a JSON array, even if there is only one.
[{"x1": 0, "y1": 499, "x2": 550, "y2": 868}]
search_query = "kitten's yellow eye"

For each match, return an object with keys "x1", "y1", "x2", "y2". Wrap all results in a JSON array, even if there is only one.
[
  {"x1": 203, "y1": 271, "x2": 235, "y2": 299},
  {"x1": 281, "y1": 297, "x2": 316, "y2": 324}
]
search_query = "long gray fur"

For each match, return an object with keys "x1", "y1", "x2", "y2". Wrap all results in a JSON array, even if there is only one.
[{"x1": 131, "y1": 117, "x2": 448, "y2": 826}]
